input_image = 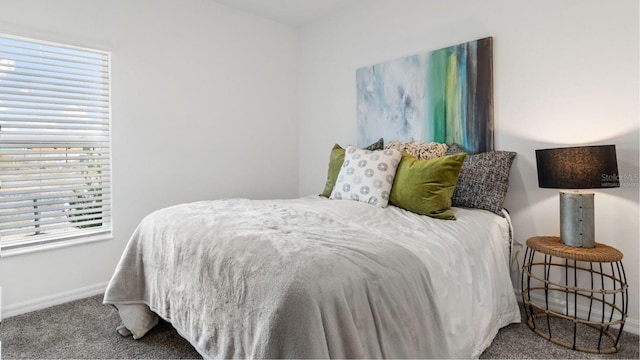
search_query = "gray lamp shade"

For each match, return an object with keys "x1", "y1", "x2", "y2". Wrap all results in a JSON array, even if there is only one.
[{"x1": 535, "y1": 145, "x2": 620, "y2": 189}]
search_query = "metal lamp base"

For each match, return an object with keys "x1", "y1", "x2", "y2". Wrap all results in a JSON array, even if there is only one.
[{"x1": 559, "y1": 191, "x2": 595, "y2": 248}]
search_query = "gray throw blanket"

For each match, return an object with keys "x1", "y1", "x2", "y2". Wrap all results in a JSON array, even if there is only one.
[{"x1": 104, "y1": 197, "x2": 520, "y2": 358}]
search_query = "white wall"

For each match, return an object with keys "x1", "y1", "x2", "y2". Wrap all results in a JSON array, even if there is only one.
[
  {"x1": 0, "y1": 0, "x2": 298, "y2": 315},
  {"x1": 297, "y1": 0, "x2": 639, "y2": 332}
]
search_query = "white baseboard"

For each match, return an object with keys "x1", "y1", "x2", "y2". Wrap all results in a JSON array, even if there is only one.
[
  {"x1": 2, "y1": 282, "x2": 108, "y2": 319},
  {"x1": 514, "y1": 287, "x2": 639, "y2": 336},
  {"x1": 625, "y1": 317, "x2": 640, "y2": 336}
]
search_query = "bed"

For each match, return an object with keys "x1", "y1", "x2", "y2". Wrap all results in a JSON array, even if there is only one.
[
  {"x1": 103, "y1": 191, "x2": 521, "y2": 358},
  {"x1": 104, "y1": 140, "x2": 521, "y2": 358}
]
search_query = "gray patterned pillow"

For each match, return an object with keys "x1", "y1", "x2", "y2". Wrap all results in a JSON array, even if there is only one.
[
  {"x1": 445, "y1": 143, "x2": 466, "y2": 156},
  {"x1": 363, "y1": 137, "x2": 384, "y2": 151},
  {"x1": 330, "y1": 146, "x2": 401, "y2": 207},
  {"x1": 448, "y1": 148, "x2": 517, "y2": 215}
]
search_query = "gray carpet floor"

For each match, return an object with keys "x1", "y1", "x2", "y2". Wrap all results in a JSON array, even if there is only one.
[{"x1": 0, "y1": 294, "x2": 638, "y2": 359}]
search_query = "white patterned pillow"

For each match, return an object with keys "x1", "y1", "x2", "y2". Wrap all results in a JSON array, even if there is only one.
[{"x1": 330, "y1": 146, "x2": 402, "y2": 207}]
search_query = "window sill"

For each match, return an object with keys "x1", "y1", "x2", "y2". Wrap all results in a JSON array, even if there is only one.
[{"x1": 0, "y1": 232, "x2": 112, "y2": 258}]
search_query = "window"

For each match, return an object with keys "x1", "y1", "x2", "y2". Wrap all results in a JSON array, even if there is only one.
[{"x1": 0, "y1": 34, "x2": 111, "y2": 256}]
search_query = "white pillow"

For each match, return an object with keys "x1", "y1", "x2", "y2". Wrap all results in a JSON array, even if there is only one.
[{"x1": 330, "y1": 146, "x2": 401, "y2": 207}]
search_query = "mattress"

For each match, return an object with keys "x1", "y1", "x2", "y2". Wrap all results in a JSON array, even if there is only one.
[{"x1": 103, "y1": 196, "x2": 520, "y2": 358}]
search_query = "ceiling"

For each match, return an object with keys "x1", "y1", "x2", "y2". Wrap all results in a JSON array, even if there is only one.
[{"x1": 211, "y1": 0, "x2": 361, "y2": 27}]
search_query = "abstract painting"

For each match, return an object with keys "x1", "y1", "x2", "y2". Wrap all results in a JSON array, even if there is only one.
[{"x1": 356, "y1": 37, "x2": 493, "y2": 154}]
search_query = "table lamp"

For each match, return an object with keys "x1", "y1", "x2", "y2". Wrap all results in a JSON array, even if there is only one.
[{"x1": 535, "y1": 145, "x2": 619, "y2": 248}]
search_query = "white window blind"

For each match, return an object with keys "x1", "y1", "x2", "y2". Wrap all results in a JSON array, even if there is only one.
[{"x1": 0, "y1": 34, "x2": 111, "y2": 256}]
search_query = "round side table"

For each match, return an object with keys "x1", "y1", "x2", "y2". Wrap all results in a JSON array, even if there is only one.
[{"x1": 521, "y1": 236, "x2": 628, "y2": 353}]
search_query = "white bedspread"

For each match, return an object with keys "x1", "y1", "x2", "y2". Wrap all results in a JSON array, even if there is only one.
[{"x1": 104, "y1": 196, "x2": 520, "y2": 358}]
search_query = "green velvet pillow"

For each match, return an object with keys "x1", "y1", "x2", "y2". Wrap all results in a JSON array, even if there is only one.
[
  {"x1": 390, "y1": 152, "x2": 467, "y2": 220},
  {"x1": 320, "y1": 144, "x2": 345, "y2": 198},
  {"x1": 320, "y1": 139, "x2": 384, "y2": 197}
]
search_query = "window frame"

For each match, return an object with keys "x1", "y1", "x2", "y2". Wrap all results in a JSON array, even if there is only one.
[{"x1": 0, "y1": 33, "x2": 112, "y2": 257}]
